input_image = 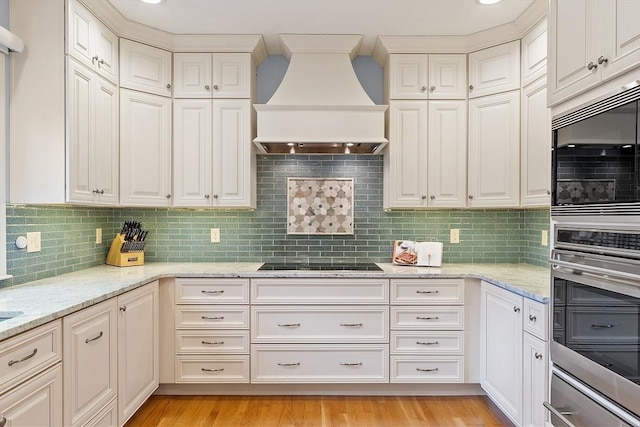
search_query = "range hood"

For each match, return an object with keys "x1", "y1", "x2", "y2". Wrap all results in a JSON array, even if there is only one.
[{"x1": 254, "y1": 35, "x2": 388, "y2": 155}]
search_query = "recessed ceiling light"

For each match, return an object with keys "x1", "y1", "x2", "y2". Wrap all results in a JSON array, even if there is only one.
[
  {"x1": 140, "y1": 0, "x2": 163, "y2": 4},
  {"x1": 477, "y1": 0, "x2": 502, "y2": 4}
]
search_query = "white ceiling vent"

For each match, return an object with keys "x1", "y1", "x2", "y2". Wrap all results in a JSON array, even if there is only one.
[{"x1": 254, "y1": 34, "x2": 388, "y2": 154}]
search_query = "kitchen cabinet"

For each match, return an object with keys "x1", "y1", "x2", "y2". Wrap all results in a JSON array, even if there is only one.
[
  {"x1": 521, "y1": 19, "x2": 547, "y2": 87},
  {"x1": 468, "y1": 91, "x2": 520, "y2": 207},
  {"x1": 384, "y1": 100, "x2": 466, "y2": 209},
  {"x1": 468, "y1": 41, "x2": 520, "y2": 98},
  {"x1": 386, "y1": 54, "x2": 467, "y2": 100},
  {"x1": 117, "y1": 281, "x2": 159, "y2": 426},
  {"x1": 173, "y1": 99, "x2": 256, "y2": 208},
  {"x1": 63, "y1": 298, "x2": 117, "y2": 427},
  {"x1": 119, "y1": 89, "x2": 172, "y2": 207},
  {"x1": 67, "y1": 58, "x2": 119, "y2": 205},
  {"x1": 390, "y1": 279, "x2": 465, "y2": 383},
  {"x1": 481, "y1": 282, "x2": 550, "y2": 427},
  {"x1": 548, "y1": 0, "x2": 640, "y2": 106},
  {"x1": 520, "y1": 76, "x2": 551, "y2": 207},
  {"x1": 120, "y1": 39, "x2": 172, "y2": 97},
  {"x1": 66, "y1": 0, "x2": 119, "y2": 85},
  {"x1": 0, "y1": 320, "x2": 63, "y2": 427},
  {"x1": 174, "y1": 278, "x2": 250, "y2": 383},
  {"x1": 173, "y1": 53, "x2": 253, "y2": 98}
]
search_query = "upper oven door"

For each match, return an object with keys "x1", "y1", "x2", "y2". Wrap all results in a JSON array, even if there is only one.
[{"x1": 552, "y1": 99, "x2": 640, "y2": 206}]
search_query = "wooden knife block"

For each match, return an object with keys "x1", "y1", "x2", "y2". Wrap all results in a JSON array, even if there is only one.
[{"x1": 106, "y1": 234, "x2": 144, "y2": 267}]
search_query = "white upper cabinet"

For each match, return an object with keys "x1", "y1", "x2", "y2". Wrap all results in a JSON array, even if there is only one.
[
  {"x1": 468, "y1": 91, "x2": 520, "y2": 207},
  {"x1": 428, "y1": 55, "x2": 467, "y2": 99},
  {"x1": 66, "y1": 0, "x2": 119, "y2": 84},
  {"x1": 174, "y1": 53, "x2": 253, "y2": 98},
  {"x1": 120, "y1": 39, "x2": 172, "y2": 97},
  {"x1": 521, "y1": 19, "x2": 548, "y2": 87},
  {"x1": 468, "y1": 41, "x2": 521, "y2": 98},
  {"x1": 549, "y1": 0, "x2": 640, "y2": 105},
  {"x1": 387, "y1": 54, "x2": 430, "y2": 99}
]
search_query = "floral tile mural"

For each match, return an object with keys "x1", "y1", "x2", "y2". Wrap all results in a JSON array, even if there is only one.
[{"x1": 287, "y1": 178, "x2": 354, "y2": 235}]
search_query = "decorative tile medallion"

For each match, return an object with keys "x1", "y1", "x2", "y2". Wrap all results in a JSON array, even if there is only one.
[
  {"x1": 556, "y1": 179, "x2": 615, "y2": 204},
  {"x1": 287, "y1": 178, "x2": 354, "y2": 235}
]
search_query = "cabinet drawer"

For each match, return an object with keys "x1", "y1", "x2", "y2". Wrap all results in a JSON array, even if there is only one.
[
  {"x1": 176, "y1": 355, "x2": 249, "y2": 383},
  {"x1": 391, "y1": 306, "x2": 464, "y2": 330},
  {"x1": 390, "y1": 331, "x2": 464, "y2": 354},
  {"x1": 175, "y1": 278, "x2": 249, "y2": 304},
  {"x1": 523, "y1": 298, "x2": 548, "y2": 341},
  {"x1": 252, "y1": 306, "x2": 388, "y2": 343},
  {"x1": 175, "y1": 305, "x2": 249, "y2": 329},
  {"x1": 175, "y1": 330, "x2": 249, "y2": 354},
  {"x1": 391, "y1": 279, "x2": 464, "y2": 305},
  {"x1": 390, "y1": 355, "x2": 464, "y2": 383},
  {"x1": 0, "y1": 319, "x2": 62, "y2": 393},
  {"x1": 251, "y1": 344, "x2": 389, "y2": 383},
  {"x1": 251, "y1": 278, "x2": 389, "y2": 304}
]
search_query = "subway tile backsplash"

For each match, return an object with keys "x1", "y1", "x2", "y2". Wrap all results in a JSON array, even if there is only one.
[{"x1": 5, "y1": 155, "x2": 550, "y2": 287}]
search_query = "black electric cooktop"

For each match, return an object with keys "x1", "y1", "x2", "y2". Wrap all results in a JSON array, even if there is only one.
[{"x1": 258, "y1": 262, "x2": 383, "y2": 271}]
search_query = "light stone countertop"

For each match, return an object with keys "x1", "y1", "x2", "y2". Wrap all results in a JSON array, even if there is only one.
[{"x1": 0, "y1": 262, "x2": 549, "y2": 341}]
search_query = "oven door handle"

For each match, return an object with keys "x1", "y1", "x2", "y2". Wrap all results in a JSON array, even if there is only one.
[
  {"x1": 543, "y1": 402, "x2": 578, "y2": 427},
  {"x1": 550, "y1": 259, "x2": 640, "y2": 282}
]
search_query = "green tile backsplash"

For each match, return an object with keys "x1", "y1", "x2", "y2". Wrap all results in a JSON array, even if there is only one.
[{"x1": 4, "y1": 155, "x2": 550, "y2": 287}]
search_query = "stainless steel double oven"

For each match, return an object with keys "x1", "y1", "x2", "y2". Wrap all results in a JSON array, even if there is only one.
[{"x1": 548, "y1": 83, "x2": 640, "y2": 426}]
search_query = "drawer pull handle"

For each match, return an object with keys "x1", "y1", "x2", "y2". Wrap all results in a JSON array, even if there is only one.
[
  {"x1": 340, "y1": 362, "x2": 363, "y2": 366},
  {"x1": 201, "y1": 290, "x2": 224, "y2": 294},
  {"x1": 201, "y1": 368, "x2": 224, "y2": 373},
  {"x1": 529, "y1": 315, "x2": 537, "y2": 322},
  {"x1": 416, "y1": 316, "x2": 439, "y2": 320},
  {"x1": 543, "y1": 402, "x2": 578, "y2": 426},
  {"x1": 0, "y1": 416, "x2": 5, "y2": 427},
  {"x1": 416, "y1": 367, "x2": 439, "y2": 372},
  {"x1": 85, "y1": 331, "x2": 104, "y2": 344},
  {"x1": 201, "y1": 341, "x2": 224, "y2": 345},
  {"x1": 277, "y1": 362, "x2": 301, "y2": 366},
  {"x1": 8, "y1": 348, "x2": 38, "y2": 366},
  {"x1": 416, "y1": 341, "x2": 439, "y2": 346},
  {"x1": 278, "y1": 323, "x2": 301, "y2": 327},
  {"x1": 535, "y1": 352, "x2": 543, "y2": 360},
  {"x1": 592, "y1": 323, "x2": 616, "y2": 329},
  {"x1": 202, "y1": 316, "x2": 225, "y2": 320},
  {"x1": 340, "y1": 323, "x2": 363, "y2": 327},
  {"x1": 416, "y1": 290, "x2": 439, "y2": 294}
]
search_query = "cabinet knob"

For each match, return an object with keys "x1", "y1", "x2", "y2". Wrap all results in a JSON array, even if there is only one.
[
  {"x1": 469, "y1": 84, "x2": 474, "y2": 91},
  {"x1": 213, "y1": 84, "x2": 219, "y2": 90},
  {"x1": 213, "y1": 194, "x2": 219, "y2": 199},
  {"x1": 166, "y1": 194, "x2": 171, "y2": 199},
  {"x1": 430, "y1": 86, "x2": 436, "y2": 92},
  {"x1": 513, "y1": 306, "x2": 521, "y2": 313},
  {"x1": 205, "y1": 85, "x2": 210, "y2": 90},
  {"x1": 587, "y1": 62, "x2": 597, "y2": 71},
  {"x1": 97, "y1": 59, "x2": 105, "y2": 67},
  {"x1": 166, "y1": 83, "x2": 172, "y2": 89},
  {"x1": 598, "y1": 56, "x2": 608, "y2": 65},
  {"x1": 205, "y1": 194, "x2": 210, "y2": 199},
  {"x1": 421, "y1": 195, "x2": 427, "y2": 200},
  {"x1": 0, "y1": 416, "x2": 6, "y2": 427},
  {"x1": 420, "y1": 86, "x2": 427, "y2": 92},
  {"x1": 120, "y1": 305, "x2": 126, "y2": 312},
  {"x1": 430, "y1": 195, "x2": 435, "y2": 200},
  {"x1": 547, "y1": 190, "x2": 551, "y2": 195},
  {"x1": 529, "y1": 315, "x2": 537, "y2": 322},
  {"x1": 535, "y1": 352, "x2": 543, "y2": 360},
  {"x1": 468, "y1": 195, "x2": 473, "y2": 200},
  {"x1": 92, "y1": 55, "x2": 98, "y2": 64}
]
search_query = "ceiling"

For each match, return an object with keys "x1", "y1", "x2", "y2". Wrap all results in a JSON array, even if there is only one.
[{"x1": 107, "y1": 0, "x2": 536, "y2": 56}]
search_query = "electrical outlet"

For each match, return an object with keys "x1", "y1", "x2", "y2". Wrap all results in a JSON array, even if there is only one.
[
  {"x1": 450, "y1": 229, "x2": 460, "y2": 244},
  {"x1": 541, "y1": 230, "x2": 548, "y2": 246},
  {"x1": 26, "y1": 232, "x2": 42, "y2": 253},
  {"x1": 210, "y1": 228, "x2": 220, "y2": 243},
  {"x1": 96, "y1": 228, "x2": 102, "y2": 244}
]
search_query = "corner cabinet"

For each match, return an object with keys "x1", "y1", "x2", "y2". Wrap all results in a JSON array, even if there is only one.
[
  {"x1": 468, "y1": 41, "x2": 521, "y2": 98},
  {"x1": 119, "y1": 39, "x2": 172, "y2": 97}
]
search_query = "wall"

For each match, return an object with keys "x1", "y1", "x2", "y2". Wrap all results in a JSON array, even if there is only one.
[{"x1": 4, "y1": 156, "x2": 550, "y2": 287}]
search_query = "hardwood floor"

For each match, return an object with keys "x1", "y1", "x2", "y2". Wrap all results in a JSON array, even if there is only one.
[{"x1": 125, "y1": 395, "x2": 513, "y2": 426}]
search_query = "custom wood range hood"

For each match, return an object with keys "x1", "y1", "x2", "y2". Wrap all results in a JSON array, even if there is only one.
[{"x1": 253, "y1": 34, "x2": 388, "y2": 155}]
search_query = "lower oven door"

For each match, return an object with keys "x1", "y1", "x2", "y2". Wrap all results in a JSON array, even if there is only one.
[{"x1": 545, "y1": 369, "x2": 639, "y2": 427}]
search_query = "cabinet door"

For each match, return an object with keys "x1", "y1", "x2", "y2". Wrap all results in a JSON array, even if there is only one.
[
  {"x1": 211, "y1": 53, "x2": 252, "y2": 98},
  {"x1": 428, "y1": 55, "x2": 467, "y2": 100},
  {"x1": 93, "y1": 21, "x2": 119, "y2": 85},
  {"x1": 521, "y1": 77, "x2": 551, "y2": 207},
  {"x1": 66, "y1": 0, "x2": 95, "y2": 70},
  {"x1": 523, "y1": 333, "x2": 549, "y2": 427},
  {"x1": 600, "y1": 0, "x2": 640, "y2": 81},
  {"x1": 521, "y1": 19, "x2": 548, "y2": 86},
  {"x1": 548, "y1": 0, "x2": 601, "y2": 105},
  {"x1": 118, "y1": 282, "x2": 159, "y2": 427},
  {"x1": 480, "y1": 282, "x2": 523, "y2": 427},
  {"x1": 427, "y1": 100, "x2": 467, "y2": 207},
  {"x1": 93, "y1": 76, "x2": 119, "y2": 205},
  {"x1": 119, "y1": 89, "x2": 172, "y2": 207},
  {"x1": 173, "y1": 53, "x2": 213, "y2": 98},
  {"x1": 120, "y1": 39, "x2": 172, "y2": 97},
  {"x1": 63, "y1": 299, "x2": 117, "y2": 427},
  {"x1": 173, "y1": 100, "x2": 213, "y2": 207},
  {"x1": 468, "y1": 91, "x2": 520, "y2": 207},
  {"x1": 212, "y1": 99, "x2": 255, "y2": 208},
  {"x1": 384, "y1": 101, "x2": 429, "y2": 208},
  {"x1": 468, "y1": 41, "x2": 520, "y2": 98},
  {"x1": 388, "y1": 54, "x2": 429, "y2": 99},
  {"x1": 0, "y1": 364, "x2": 62, "y2": 427}
]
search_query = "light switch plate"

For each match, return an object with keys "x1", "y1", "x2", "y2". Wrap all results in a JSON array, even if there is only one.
[
  {"x1": 26, "y1": 232, "x2": 42, "y2": 253},
  {"x1": 541, "y1": 230, "x2": 548, "y2": 246},
  {"x1": 450, "y1": 229, "x2": 460, "y2": 244},
  {"x1": 96, "y1": 228, "x2": 102, "y2": 244},
  {"x1": 211, "y1": 228, "x2": 220, "y2": 243}
]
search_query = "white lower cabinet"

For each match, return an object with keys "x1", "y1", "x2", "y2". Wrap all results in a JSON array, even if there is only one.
[{"x1": 480, "y1": 281, "x2": 549, "y2": 427}]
